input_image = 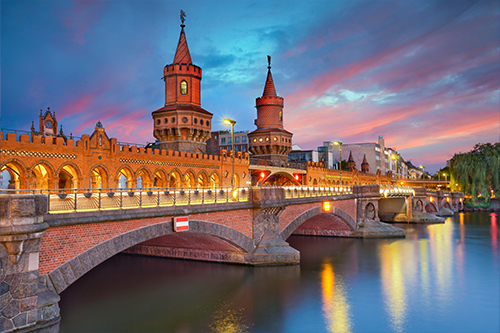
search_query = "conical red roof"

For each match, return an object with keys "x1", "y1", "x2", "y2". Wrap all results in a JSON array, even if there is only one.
[
  {"x1": 173, "y1": 26, "x2": 192, "y2": 64},
  {"x1": 262, "y1": 69, "x2": 277, "y2": 97}
]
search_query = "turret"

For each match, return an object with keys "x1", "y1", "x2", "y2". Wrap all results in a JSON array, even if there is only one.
[
  {"x1": 248, "y1": 56, "x2": 293, "y2": 167},
  {"x1": 152, "y1": 10, "x2": 212, "y2": 153}
]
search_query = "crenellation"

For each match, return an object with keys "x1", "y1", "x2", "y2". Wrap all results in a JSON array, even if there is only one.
[{"x1": 19, "y1": 134, "x2": 30, "y2": 143}]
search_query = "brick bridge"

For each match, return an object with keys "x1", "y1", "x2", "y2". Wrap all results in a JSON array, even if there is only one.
[{"x1": 0, "y1": 185, "x2": 463, "y2": 332}]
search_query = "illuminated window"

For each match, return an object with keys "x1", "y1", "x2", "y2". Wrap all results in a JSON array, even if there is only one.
[
  {"x1": 279, "y1": 110, "x2": 282, "y2": 121},
  {"x1": 180, "y1": 81, "x2": 188, "y2": 95}
]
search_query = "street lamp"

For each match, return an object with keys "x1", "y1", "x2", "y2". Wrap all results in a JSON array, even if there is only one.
[
  {"x1": 391, "y1": 154, "x2": 399, "y2": 178},
  {"x1": 334, "y1": 141, "x2": 343, "y2": 185},
  {"x1": 224, "y1": 118, "x2": 236, "y2": 188}
]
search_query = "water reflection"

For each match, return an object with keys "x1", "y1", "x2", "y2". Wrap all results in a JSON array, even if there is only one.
[
  {"x1": 320, "y1": 261, "x2": 352, "y2": 333},
  {"x1": 209, "y1": 302, "x2": 251, "y2": 333},
  {"x1": 491, "y1": 213, "x2": 498, "y2": 259},
  {"x1": 380, "y1": 242, "x2": 408, "y2": 332}
]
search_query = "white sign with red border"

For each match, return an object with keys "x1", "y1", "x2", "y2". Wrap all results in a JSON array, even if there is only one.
[{"x1": 173, "y1": 216, "x2": 189, "y2": 232}]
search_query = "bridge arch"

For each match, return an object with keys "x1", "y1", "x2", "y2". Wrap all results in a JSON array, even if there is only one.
[
  {"x1": 45, "y1": 220, "x2": 254, "y2": 295},
  {"x1": 280, "y1": 206, "x2": 356, "y2": 241},
  {"x1": 209, "y1": 171, "x2": 221, "y2": 187},
  {"x1": 153, "y1": 167, "x2": 168, "y2": 187},
  {"x1": 115, "y1": 164, "x2": 135, "y2": 189},
  {"x1": 135, "y1": 166, "x2": 153, "y2": 188},
  {"x1": 197, "y1": 170, "x2": 209, "y2": 187},
  {"x1": 56, "y1": 162, "x2": 82, "y2": 189},
  {"x1": 88, "y1": 163, "x2": 110, "y2": 189},
  {"x1": 29, "y1": 160, "x2": 57, "y2": 189},
  {"x1": 169, "y1": 169, "x2": 182, "y2": 187},
  {"x1": 0, "y1": 158, "x2": 28, "y2": 189},
  {"x1": 425, "y1": 200, "x2": 438, "y2": 213}
]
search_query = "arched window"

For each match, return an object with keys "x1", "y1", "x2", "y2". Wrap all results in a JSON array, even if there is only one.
[{"x1": 180, "y1": 81, "x2": 188, "y2": 95}]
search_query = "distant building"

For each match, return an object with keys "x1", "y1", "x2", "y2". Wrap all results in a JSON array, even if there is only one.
[{"x1": 207, "y1": 130, "x2": 249, "y2": 155}]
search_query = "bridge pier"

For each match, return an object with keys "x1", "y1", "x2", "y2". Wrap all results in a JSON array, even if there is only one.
[{"x1": 0, "y1": 195, "x2": 60, "y2": 333}]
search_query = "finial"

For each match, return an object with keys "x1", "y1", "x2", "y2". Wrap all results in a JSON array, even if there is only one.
[
  {"x1": 96, "y1": 121, "x2": 103, "y2": 128},
  {"x1": 267, "y1": 55, "x2": 271, "y2": 70},
  {"x1": 31, "y1": 121, "x2": 35, "y2": 129},
  {"x1": 60, "y1": 124, "x2": 64, "y2": 135},
  {"x1": 180, "y1": 10, "x2": 186, "y2": 28},
  {"x1": 39, "y1": 109, "x2": 42, "y2": 116}
]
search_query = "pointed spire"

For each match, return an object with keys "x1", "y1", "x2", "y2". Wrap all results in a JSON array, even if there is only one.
[
  {"x1": 173, "y1": 10, "x2": 192, "y2": 64},
  {"x1": 348, "y1": 151, "x2": 354, "y2": 162},
  {"x1": 262, "y1": 55, "x2": 277, "y2": 97}
]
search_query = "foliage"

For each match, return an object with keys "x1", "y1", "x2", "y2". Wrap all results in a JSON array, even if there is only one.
[
  {"x1": 449, "y1": 143, "x2": 500, "y2": 201},
  {"x1": 432, "y1": 166, "x2": 450, "y2": 180},
  {"x1": 464, "y1": 197, "x2": 490, "y2": 209}
]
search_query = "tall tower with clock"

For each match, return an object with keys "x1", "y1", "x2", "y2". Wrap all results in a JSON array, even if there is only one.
[
  {"x1": 248, "y1": 57, "x2": 293, "y2": 166},
  {"x1": 152, "y1": 10, "x2": 213, "y2": 153}
]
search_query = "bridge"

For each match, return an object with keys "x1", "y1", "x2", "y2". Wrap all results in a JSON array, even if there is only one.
[{"x1": 0, "y1": 184, "x2": 463, "y2": 332}]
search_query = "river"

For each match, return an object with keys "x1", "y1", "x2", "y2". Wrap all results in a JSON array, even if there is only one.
[{"x1": 58, "y1": 212, "x2": 499, "y2": 332}]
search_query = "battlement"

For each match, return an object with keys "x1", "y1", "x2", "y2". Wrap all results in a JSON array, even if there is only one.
[
  {"x1": 256, "y1": 95, "x2": 284, "y2": 107},
  {"x1": 1, "y1": 131, "x2": 249, "y2": 165},
  {"x1": 164, "y1": 63, "x2": 202, "y2": 77}
]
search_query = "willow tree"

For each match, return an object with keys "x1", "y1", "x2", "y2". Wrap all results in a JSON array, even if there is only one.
[{"x1": 449, "y1": 143, "x2": 500, "y2": 201}]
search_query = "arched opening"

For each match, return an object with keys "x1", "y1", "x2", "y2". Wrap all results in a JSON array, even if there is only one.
[
  {"x1": 365, "y1": 203, "x2": 376, "y2": 220},
  {"x1": 198, "y1": 172, "x2": 209, "y2": 187},
  {"x1": 0, "y1": 162, "x2": 23, "y2": 189},
  {"x1": 184, "y1": 171, "x2": 196, "y2": 188},
  {"x1": 136, "y1": 168, "x2": 152, "y2": 189},
  {"x1": 117, "y1": 167, "x2": 134, "y2": 189},
  {"x1": 30, "y1": 163, "x2": 51, "y2": 189},
  {"x1": 210, "y1": 172, "x2": 220, "y2": 188},
  {"x1": 153, "y1": 169, "x2": 168, "y2": 188},
  {"x1": 169, "y1": 171, "x2": 181, "y2": 188},
  {"x1": 313, "y1": 178, "x2": 318, "y2": 186},
  {"x1": 233, "y1": 173, "x2": 240, "y2": 187},
  {"x1": 90, "y1": 166, "x2": 108, "y2": 189},
  {"x1": 58, "y1": 164, "x2": 79, "y2": 189}
]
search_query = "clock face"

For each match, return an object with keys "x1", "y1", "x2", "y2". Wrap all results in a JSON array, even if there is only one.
[{"x1": 45, "y1": 120, "x2": 53, "y2": 128}]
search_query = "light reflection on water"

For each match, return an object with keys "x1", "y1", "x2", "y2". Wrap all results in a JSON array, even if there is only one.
[{"x1": 59, "y1": 212, "x2": 499, "y2": 332}]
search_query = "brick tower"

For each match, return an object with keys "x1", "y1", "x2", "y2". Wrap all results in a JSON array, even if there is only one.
[
  {"x1": 347, "y1": 151, "x2": 356, "y2": 171},
  {"x1": 152, "y1": 11, "x2": 212, "y2": 153},
  {"x1": 248, "y1": 56, "x2": 292, "y2": 166}
]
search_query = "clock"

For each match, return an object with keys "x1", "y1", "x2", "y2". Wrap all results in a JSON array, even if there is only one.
[{"x1": 45, "y1": 120, "x2": 53, "y2": 128}]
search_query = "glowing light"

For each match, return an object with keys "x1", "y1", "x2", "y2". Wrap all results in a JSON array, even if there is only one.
[
  {"x1": 446, "y1": 197, "x2": 450, "y2": 202},
  {"x1": 429, "y1": 197, "x2": 433, "y2": 202},
  {"x1": 321, "y1": 262, "x2": 352, "y2": 333},
  {"x1": 260, "y1": 172, "x2": 265, "y2": 179},
  {"x1": 323, "y1": 201, "x2": 331, "y2": 212},
  {"x1": 295, "y1": 174, "x2": 300, "y2": 181}
]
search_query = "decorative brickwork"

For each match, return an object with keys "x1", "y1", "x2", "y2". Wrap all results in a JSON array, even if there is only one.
[{"x1": 1, "y1": 149, "x2": 76, "y2": 160}]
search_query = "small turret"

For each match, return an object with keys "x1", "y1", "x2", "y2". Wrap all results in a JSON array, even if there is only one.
[
  {"x1": 361, "y1": 154, "x2": 369, "y2": 173},
  {"x1": 347, "y1": 151, "x2": 356, "y2": 171}
]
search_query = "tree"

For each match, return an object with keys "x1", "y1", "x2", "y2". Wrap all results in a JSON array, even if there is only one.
[{"x1": 449, "y1": 143, "x2": 500, "y2": 201}]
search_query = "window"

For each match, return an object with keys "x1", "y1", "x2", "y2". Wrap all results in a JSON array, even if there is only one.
[
  {"x1": 207, "y1": 147, "x2": 210, "y2": 153},
  {"x1": 279, "y1": 110, "x2": 282, "y2": 121},
  {"x1": 375, "y1": 156, "x2": 379, "y2": 160},
  {"x1": 180, "y1": 81, "x2": 188, "y2": 95},
  {"x1": 221, "y1": 138, "x2": 226, "y2": 144},
  {"x1": 228, "y1": 137, "x2": 232, "y2": 144},
  {"x1": 242, "y1": 136, "x2": 247, "y2": 143},
  {"x1": 242, "y1": 145, "x2": 247, "y2": 152},
  {"x1": 235, "y1": 145, "x2": 239, "y2": 152},
  {"x1": 235, "y1": 136, "x2": 240, "y2": 143}
]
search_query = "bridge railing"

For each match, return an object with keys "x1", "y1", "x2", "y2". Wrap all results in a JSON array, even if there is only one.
[
  {"x1": 282, "y1": 185, "x2": 353, "y2": 199},
  {"x1": 379, "y1": 185, "x2": 415, "y2": 198},
  {"x1": 0, "y1": 187, "x2": 250, "y2": 213}
]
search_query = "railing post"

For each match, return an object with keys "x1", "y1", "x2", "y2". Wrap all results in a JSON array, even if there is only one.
[
  {"x1": 98, "y1": 189, "x2": 101, "y2": 210},
  {"x1": 74, "y1": 190, "x2": 77, "y2": 211}
]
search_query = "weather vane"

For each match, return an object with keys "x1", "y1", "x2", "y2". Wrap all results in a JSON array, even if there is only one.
[
  {"x1": 180, "y1": 10, "x2": 186, "y2": 25},
  {"x1": 267, "y1": 55, "x2": 271, "y2": 69}
]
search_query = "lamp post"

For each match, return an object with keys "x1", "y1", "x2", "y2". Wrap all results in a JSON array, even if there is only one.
[
  {"x1": 334, "y1": 141, "x2": 343, "y2": 185},
  {"x1": 224, "y1": 118, "x2": 236, "y2": 188}
]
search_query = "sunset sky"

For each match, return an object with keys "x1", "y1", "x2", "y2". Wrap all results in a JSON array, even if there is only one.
[{"x1": 1, "y1": 0, "x2": 499, "y2": 173}]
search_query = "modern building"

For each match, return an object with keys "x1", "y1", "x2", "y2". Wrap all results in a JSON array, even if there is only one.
[{"x1": 207, "y1": 130, "x2": 249, "y2": 155}]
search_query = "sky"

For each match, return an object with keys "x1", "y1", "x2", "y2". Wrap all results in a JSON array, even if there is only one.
[{"x1": 1, "y1": 0, "x2": 499, "y2": 173}]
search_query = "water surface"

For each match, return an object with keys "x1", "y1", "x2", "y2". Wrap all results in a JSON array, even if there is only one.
[{"x1": 59, "y1": 212, "x2": 499, "y2": 332}]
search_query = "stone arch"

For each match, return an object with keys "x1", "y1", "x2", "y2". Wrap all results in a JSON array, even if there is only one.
[
  {"x1": 365, "y1": 202, "x2": 376, "y2": 219},
  {"x1": 183, "y1": 169, "x2": 196, "y2": 188},
  {"x1": 169, "y1": 168, "x2": 182, "y2": 188},
  {"x1": 56, "y1": 162, "x2": 82, "y2": 189},
  {"x1": 45, "y1": 220, "x2": 254, "y2": 294},
  {"x1": 29, "y1": 160, "x2": 56, "y2": 189},
  {"x1": 197, "y1": 171, "x2": 209, "y2": 187},
  {"x1": 135, "y1": 167, "x2": 153, "y2": 189},
  {"x1": 414, "y1": 199, "x2": 424, "y2": 212},
  {"x1": 210, "y1": 171, "x2": 220, "y2": 188},
  {"x1": 312, "y1": 178, "x2": 318, "y2": 186},
  {"x1": 280, "y1": 206, "x2": 356, "y2": 241},
  {"x1": 88, "y1": 163, "x2": 110, "y2": 189},
  {"x1": 116, "y1": 164, "x2": 135, "y2": 189},
  {"x1": 0, "y1": 158, "x2": 27, "y2": 189},
  {"x1": 153, "y1": 167, "x2": 168, "y2": 188},
  {"x1": 425, "y1": 201, "x2": 438, "y2": 213}
]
